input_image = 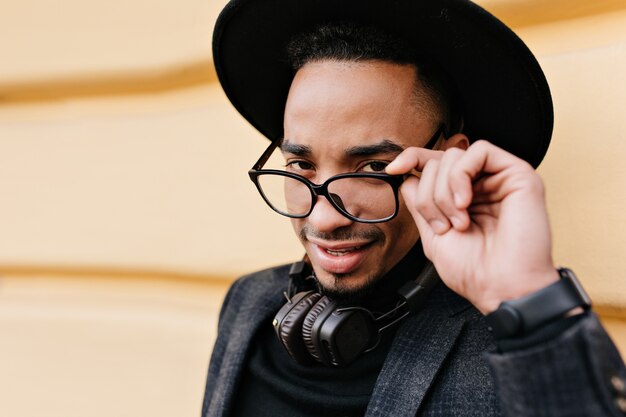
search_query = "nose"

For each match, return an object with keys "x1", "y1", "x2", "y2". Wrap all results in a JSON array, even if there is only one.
[{"x1": 307, "y1": 195, "x2": 353, "y2": 233}]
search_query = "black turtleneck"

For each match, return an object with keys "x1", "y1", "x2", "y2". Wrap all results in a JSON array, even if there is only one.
[{"x1": 231, "y1": 243, "x2": 427, "y2": 417}]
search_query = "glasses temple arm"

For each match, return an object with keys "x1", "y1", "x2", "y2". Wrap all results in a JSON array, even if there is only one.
[{"x1": 251, "y1": 137, "x2": 282, "y2": 170}]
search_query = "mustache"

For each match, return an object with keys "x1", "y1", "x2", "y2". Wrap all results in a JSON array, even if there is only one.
[{"x1": 299, "y1": 225, "x2": 386, "y2": 244}]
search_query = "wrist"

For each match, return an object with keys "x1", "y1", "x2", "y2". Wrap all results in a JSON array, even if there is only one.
[{"x1": 478, "y1": 268, "x2": 560, "y2": 314}]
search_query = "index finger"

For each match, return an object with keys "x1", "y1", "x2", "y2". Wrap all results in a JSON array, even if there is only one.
[{"x1": 385, "y1": 147, "x2": 443, "y2": 175}]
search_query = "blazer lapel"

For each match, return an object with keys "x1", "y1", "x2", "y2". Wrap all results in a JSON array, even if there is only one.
[{"x1": 366, "y1": 284, "x2": 473, "y2": 417}]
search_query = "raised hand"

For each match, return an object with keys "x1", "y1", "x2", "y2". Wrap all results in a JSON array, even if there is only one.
[{"x1": 386, "y1": 140, "x2": 560, "y2": 314}]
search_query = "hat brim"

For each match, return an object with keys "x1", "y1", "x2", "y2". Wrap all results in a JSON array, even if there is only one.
[{"x1": 213, "y1": 0, "x2": 553, "y2": 168}]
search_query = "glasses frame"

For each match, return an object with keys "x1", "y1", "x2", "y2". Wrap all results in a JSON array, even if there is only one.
[{"x1": 248, "y1": 124, "x2": 445, "y2": 224}]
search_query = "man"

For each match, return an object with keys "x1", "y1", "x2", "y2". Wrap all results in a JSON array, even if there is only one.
[{"x1": 204, "y1": 0, "x2": 626, "y2": 416}]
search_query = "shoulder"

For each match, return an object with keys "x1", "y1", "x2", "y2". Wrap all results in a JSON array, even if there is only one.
[
  {"x1": 218, "y1": 263, "x2": 292, "y2": 321},
  {"x1": 228, "y1": 263, "x2": 292, "y2": 297}
]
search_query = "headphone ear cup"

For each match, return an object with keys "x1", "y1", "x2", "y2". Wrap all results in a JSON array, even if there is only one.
[
  {"x1": 301, "y1": 296, "x2": 335, "y2": 364},
  {"x1": 273, "y1": 291, "x2": 321, "y2": 365}
]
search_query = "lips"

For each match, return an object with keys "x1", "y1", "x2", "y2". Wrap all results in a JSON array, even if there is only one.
[{"x1": 308, "y1": 238, "x2": 374, "y2": 274}]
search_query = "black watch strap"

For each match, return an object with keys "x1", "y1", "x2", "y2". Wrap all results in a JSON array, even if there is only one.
[{"x1": 485, "y1": 268, "x2": 592, "y2": 339}]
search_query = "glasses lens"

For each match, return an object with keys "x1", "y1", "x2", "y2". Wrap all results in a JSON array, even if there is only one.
[
  {"x1": 257, "y1": 174, "x2": 312, "y2": 217},
  {"x1": 327, "y1": 176, "x2": 396, "y2": 221}
]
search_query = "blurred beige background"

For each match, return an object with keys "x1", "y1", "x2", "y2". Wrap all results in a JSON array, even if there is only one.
[{"x1": 0, "y1": 1, "x2": 625, "y2": 416}]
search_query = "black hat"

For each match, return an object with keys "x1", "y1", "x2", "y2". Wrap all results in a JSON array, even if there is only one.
[{"x1": 213, "y1": 0, "x2": 553, "y2": 167}]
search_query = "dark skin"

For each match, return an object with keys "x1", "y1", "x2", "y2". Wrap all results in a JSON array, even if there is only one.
[{"x1": 283, "y1": 59, "x2": 559, "y2": 314}]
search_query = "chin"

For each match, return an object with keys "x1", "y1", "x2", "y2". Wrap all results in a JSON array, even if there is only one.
[{"x1": 313, "y1": 267, "x2": 379, "y2": 304}]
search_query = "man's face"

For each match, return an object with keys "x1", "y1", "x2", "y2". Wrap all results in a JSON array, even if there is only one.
[{"x1": 283, "y1": 60, "x2": 439, "y2": 299}]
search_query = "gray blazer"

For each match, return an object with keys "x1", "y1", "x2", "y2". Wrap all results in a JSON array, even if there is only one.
[{"x1": 202, "y1": 265, "x2": 626, "y2": 417}]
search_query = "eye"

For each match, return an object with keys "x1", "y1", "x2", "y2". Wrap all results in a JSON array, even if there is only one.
[
  {"x1": 285, "y1": 160, "x2": 315, "y2": 172},
  {"x1": 359, "y1": 161, "x2": 389, "y2": 173}
]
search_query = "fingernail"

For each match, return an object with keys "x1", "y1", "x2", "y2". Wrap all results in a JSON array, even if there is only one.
[{"x1": 430, "y1": 219, "x2": 449, "y2": 234}]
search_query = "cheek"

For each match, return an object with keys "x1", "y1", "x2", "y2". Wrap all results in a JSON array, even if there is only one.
[{"x1": 383, "y1": 209, "x2": 420, "y2": 255}]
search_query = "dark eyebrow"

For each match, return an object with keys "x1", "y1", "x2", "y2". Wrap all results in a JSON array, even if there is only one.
[
  {"x1": 280, "y1": 140, "x2": 312, "y2": 157},
  {"x1": 345, "y1": 139, "x2": 405, "y2": 157}
]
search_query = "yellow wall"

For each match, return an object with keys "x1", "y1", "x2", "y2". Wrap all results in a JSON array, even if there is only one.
[
  {"x1": 514, "y1": 8, "x2": 626, "y2": 308},
  {"x1": 0, "y1": 273, "x2": 229, "y2": 417},
  {"x1": 1, "y1": 0, "x2": 625, "y2": 303},
  {"x1": 1, "y1": 1, "x2": 625, "y2": 416}
]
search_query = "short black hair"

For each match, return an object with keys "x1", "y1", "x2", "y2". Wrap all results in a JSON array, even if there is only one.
[{"x1": 286, "y1": 22, "x2": 463, "y2": 135}]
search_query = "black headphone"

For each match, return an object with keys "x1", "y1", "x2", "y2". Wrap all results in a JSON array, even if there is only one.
[{"x1": 272, "y1": 259, "x2": 439, "y2": 367}]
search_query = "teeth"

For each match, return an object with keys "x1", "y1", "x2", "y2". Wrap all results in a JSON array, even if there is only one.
[{"x1": 326, "y1": 246, "x2": 361, "y2": 256}]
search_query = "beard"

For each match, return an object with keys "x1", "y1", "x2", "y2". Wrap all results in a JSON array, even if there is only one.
[
  {"x1": 317, "y1": 270, "x2": 383, "y2": 305},
  {"x1": 299, "y1": 224, "x2": 387, "y2": 305}
]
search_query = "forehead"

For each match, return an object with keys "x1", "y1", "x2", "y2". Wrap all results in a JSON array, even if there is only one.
[{"x1": 283, "y1": 60, "x2": 434, "y2": 154}]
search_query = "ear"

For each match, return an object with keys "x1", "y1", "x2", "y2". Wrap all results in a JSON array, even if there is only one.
[{"x1": 442, "y1": 133, "x2": 469, "y2": 151}]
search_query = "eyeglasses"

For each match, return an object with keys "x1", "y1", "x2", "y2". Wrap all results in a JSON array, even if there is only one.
[{"x1": 248, "y1": 125, "x2": 445, "y2": 223}]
